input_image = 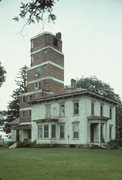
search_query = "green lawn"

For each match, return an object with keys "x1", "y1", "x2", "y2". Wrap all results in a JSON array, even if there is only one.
[{"x1": 0, "y1": 147, "x2": 122, "y2": 180}]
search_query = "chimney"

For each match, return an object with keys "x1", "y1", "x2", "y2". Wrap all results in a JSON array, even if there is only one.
[
  {"x1": 71, "y1": 79, "x2": 76, "y2": 88},
  {"x1": 56, "y1": 32, "x2": 61, "y2": 40}
]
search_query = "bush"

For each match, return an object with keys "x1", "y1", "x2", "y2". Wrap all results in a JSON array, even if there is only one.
[
  {"x1": 107, "y1": 140, "x2": 119, "y2": 149},
  {"x1": 7, "y1": 141, "x2": 15, "y2": 147},
  {"x1": 90, "y1": 145, "x2": 103, "y2": 149},
  {"x1": 17, "y1": 141, "x2": 31, "y2": 148},
  {"x1": 31, "y1": 142, "x2": 53, "y2": 148},
  {"x1": 117, "y1": 139, "x2": 122, "y2": 146}
]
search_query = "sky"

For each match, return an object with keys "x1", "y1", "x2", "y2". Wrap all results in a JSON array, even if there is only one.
[{"x1": 0, "y1": 0, "x2": 122, "y2": 110}]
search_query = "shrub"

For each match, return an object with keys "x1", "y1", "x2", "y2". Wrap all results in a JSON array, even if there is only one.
[
  {"x1": 90, "y1": 145, "x2": 103, "y2": 149},
  {"x1": 117, "y1": 139, "x2": 122, "y2": 146},
  {"x1": 17, "y1": 141, "x2": 31, "y2": 148},
  {"x1": 107, "y1": 140, "x2": 119, "y2": 149},
  {"x1": 7, "y1": 141, "x2": 15, "y2": 147}
]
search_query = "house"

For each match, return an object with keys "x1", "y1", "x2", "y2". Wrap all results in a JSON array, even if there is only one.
[
  {"x1": 10, "y1": 31, "x2": 117, "y2": 147},
  {"x1": 31, "y1": 87, "x2": 117, "y2": 147}
]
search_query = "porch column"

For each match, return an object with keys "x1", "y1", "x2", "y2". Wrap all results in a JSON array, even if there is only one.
[{"x1": 98, "y1": 122, "x2": 101, "y2": 146}]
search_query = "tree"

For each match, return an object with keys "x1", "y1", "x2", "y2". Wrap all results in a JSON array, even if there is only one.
[
  {"x1": 13, "y1": 0, "x2": 58, "y2": 25},
  {"x1": 15, "y1": 65, "x2": 28, "y2": 93},
  {"x1": 6, "y1": 65, "x2": 28, "y2": 123},
  {"x1": 75, "y1": 76, "x2": 121, "y2": 103},
  {"x1": 0, "y1": 61, "x2": 6, "y2": 87}
]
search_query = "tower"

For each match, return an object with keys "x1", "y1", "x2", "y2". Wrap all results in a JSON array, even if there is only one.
[{"x1": 19, "y1": 32, "x2": 64, "y2": 123}]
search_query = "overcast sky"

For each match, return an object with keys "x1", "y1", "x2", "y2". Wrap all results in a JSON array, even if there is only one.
[{"x1": 0, "y1": 0, "x2": 122, "y2": 110}]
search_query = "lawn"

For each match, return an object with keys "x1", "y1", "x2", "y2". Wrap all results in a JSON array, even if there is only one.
[{"x1": 0, "y1": 147, "x2": 122, "y2": 180}]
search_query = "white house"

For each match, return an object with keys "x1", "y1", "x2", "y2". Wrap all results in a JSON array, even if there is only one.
[{"x1": 31, "y1": 88, "x2": 117, "y2": 147}]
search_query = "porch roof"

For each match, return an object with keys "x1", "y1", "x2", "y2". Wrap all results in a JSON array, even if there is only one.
[
  {"x1": 9, "y1": 118, "x2": 20, "y2": 125},
  {"x1": 13, "y1": 124, "x2": 31, "y2": 130},
  {"x1": 33, "y1": 118, "x2": 59, "y2": 123},
  {"x1": 87, "y1": 116, "x2": 110, "y2": 121}
]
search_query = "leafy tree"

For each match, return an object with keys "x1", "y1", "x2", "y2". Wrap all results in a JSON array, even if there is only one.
[
  {"x1": 0, "y1": 110, "x2": 7, "y2": 125},
  {"x1": 12, "y1": 0, "x2": 59, "y2": 25},
  {"x1": 75, "y1": 76, "x2": 121, "y2": 102},
  {"x1": 6, "y1": 65, "x2": 28, "y2": 123},
  {"x1": 0, "y1": 61, "x2": 6, "y2": 87},
  {"x1": 15, "y1": 65, "x2": 28, "y2": 93},
  {"x1": 116, "y1": 105, "x2": 122, "y2": 138}
]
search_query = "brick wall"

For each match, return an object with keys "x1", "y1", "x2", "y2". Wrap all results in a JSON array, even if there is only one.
[
  {"x1": 27, "y1": 65, "x2": 64, "y2": 82},
  {"x1": 31, "y1": 48, "x2": 64, "y2": 67},
  {"x1": 31, "y1": 33, "x2": 62, "y2": 53}
]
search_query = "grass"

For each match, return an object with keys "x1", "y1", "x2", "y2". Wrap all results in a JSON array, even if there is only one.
[{"x1": 0, "y1": 147, "x2": 122, "y2": 180}]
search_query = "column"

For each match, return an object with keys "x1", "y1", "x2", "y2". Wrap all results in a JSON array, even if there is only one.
[{"x1": 98, "y1": 122, "x2": 101, "y2": 146}]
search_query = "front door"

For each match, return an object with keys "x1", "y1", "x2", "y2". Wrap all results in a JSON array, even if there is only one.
[{"x1": 90, "y1": 123, "x2": 98, "y2": 143}]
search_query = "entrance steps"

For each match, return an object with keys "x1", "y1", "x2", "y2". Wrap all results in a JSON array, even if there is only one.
[{"x1": 9, "y1": 142, "x2": 17, "y2": 149}]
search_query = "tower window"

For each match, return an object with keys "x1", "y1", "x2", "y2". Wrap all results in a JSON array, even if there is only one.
[
  {"x1": 35, "y1": 67, "x2": 41, "y2": 77},
  {"x1": 35, "y1": 81, "x2": 41, "y2": 90},
  {"x1": 22, "y1": 96, "x2": 26, "y2": 103},
  {"x1": 53, "y1": 38, "x2": 58, "y2": 46},
  {"x1": 31, "y1": 55, "x2": 34, "y2": 64},
  {"x1": 31, "y1": 40, "x2": 34, "y2": 48}
]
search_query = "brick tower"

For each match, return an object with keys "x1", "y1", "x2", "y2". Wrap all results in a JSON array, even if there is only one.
[{"x1": 19, "y1": 32, "x2": 64, "y2": 124}]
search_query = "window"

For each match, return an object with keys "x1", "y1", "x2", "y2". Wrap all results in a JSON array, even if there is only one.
[
  {"x1": 35, "y1": 81, "x2": 41, "y2": 90},
  {"x1": 44, "y1": 125, "x2": 49, "y2": 138},
  {"x1": 60, "y1": 104, "x2": 65, "y2": 117},
  {"x1": 28, "y1": 110, "x2": 31, "y2": 117},
  {"x1": 31, "y1": 40, "x2": 34, "y2": 48},
  {"x1": 60, "y1": 124, "x2": 65, "y2": 139},
  {"x1": 35, "y1": 67, "x2": 41, "y2": 77},
  {"x1": 22, "y1": 96, "x2": 26, "y2": 103},
  {"x1": 109, "y1": 107, "x2": 112, "y2": 119},
  {"x1": 53, "y1": 37, "x2": 58, "y2": 46},
  {"x1": 100, "y1": 104, "x2": 103, "y2": 117},
  {"x1": 38, "y1": 125, "x2": 43, "y2": 138},
  {"x1": 45, "y1": 35, "x2": 49, "y2": 44},
  {"x1": 51, "y1": 125, "x2": 56, "y2": 138},
  {"x1": 22, "y1": 111, "x2": 26, "y2": 118},
  {"x1": 91, "y1": 101, "x2": 95, "y2": 115},
  {"x1": 73, "y1": 123, "x2": 79, "y2": 138},
  {"x1": 31, "y1": 55, "x2": 34, "y2": 64},
  {"x1": 28, "y1": 95, "x2": 33, "y2": 101},
  {"x1": 46, "y1": 105, "x2": 51, "y2": 118},
  {"x1": 74, "y1": 102, "x2": 79, "y2": 115},
  {"x1": 109, "y1": 125, "x2": 113, "y2": 140}
]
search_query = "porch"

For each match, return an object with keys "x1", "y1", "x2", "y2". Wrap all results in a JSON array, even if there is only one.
[{"x1": 88, "y1": 116, "x2": 110, "y2": 146}]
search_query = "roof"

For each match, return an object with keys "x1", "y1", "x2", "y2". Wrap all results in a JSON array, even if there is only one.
[
  {"x1": 9, "y1": 118, "x2": 20, "y2": 125},
  {"x1": 31, "y1": 88, "x2": 118, "y2": 105}
]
